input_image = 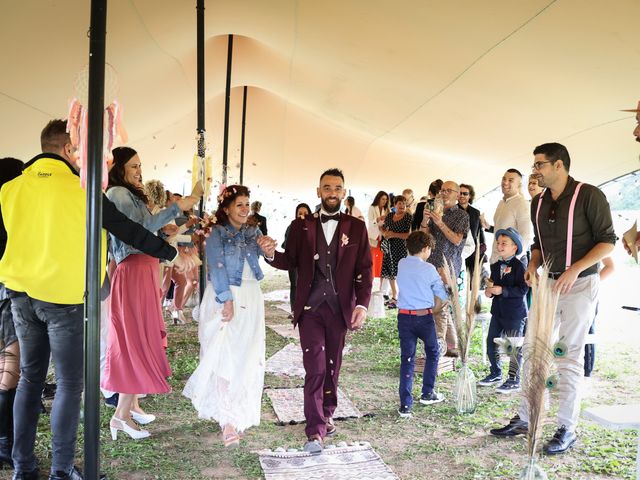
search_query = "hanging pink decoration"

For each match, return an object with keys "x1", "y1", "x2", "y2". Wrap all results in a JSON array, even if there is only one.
[{"x1": 68, "y1": 64, "x2": 127, "y2": 190}]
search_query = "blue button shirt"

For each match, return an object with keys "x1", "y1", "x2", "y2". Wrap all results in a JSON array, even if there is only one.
[{"x1": 397, "y1": 255, "x2": 448, "y2": 310}]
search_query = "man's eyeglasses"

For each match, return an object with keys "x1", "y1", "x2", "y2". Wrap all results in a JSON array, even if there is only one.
[
  {"x1": 459, "y1": 192, "x2": 470, "y2": 197},
  {"x1": 440, "y1": 188, "x2": 458, "y2": 195},
  {"x1": 532, "y1": 160, "x2": 553, "y2": 171}
]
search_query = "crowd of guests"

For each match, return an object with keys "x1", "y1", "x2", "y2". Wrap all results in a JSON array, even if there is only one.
[{"x1": 0, "y1": 108, "x2": 638, "y2": 478}]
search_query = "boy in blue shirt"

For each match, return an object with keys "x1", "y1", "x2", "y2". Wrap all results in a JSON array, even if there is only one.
[
  {"x1": 396, "y1": 231, "x2": 448, "y2": 417},
  {"x1": 478, "y1": 227, "x2": 528, "y2": 393}
]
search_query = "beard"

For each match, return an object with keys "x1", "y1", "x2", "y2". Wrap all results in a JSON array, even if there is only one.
[{"x1": 321, "y1": 196, "x2": 341, "y2": 214}]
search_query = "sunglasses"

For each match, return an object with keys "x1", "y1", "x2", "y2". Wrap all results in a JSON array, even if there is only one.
[{"x1": 459, "y1": 192, "x2": 470, "y2": 197}]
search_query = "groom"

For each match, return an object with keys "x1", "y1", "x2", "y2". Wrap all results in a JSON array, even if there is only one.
[{"x1": 259, "y1": 168, "x2": 372, "y2": 454}]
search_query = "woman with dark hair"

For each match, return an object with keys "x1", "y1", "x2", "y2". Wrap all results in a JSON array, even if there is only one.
[
  {"x1": 282, "y1": 203, "x2": 312, "y2": 315},
  {"x1": 367, "y1": 191, "x2": 390, "y2": 291},
  {"x1": 380, "y1": 195, "x2": 413, "y2": 307},
  {"x1": 0, "y1": 157, "x2": 23, "y2": 468},
  {"x1": 368, "y1": 191, "x2": 389, "y2": 247},
  {"x1": 344, "y1": 196, "x2": 364, "y2": 221},
  {"x1": 102, "y1": 147, "x2": 199, "y2": 440},
  {"x1": 183, "y1": 185, "x2": 273, "y2": 448}
]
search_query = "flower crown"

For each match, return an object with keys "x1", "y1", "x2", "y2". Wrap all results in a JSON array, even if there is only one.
[{"x1": 216, "y1": 184, "x2": 237, "y2": 203}]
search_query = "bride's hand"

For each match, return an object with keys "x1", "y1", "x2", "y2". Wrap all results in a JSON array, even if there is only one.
[{"x1": 221, "y1": 300, "x2": 234, "y2": 322}]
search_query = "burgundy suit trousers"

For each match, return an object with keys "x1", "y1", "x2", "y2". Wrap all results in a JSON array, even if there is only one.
[{"x1": 298, "y1": 302, "x2": 347, "y2": 438}]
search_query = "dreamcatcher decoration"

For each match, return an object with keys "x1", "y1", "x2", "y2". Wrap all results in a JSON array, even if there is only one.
[
  {"x1": 191, "y1": 131, "x2": 214, "y2": 206},
  {"x1": 67, "y1": 63, "x2": 128, "y2": 190}
]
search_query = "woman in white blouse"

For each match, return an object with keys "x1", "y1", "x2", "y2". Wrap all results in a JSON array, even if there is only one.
[{"x1": 367, "y1": 191, "x2": 389, "y2": 247}]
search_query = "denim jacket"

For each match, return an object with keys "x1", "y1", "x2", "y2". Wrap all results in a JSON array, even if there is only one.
[
  {"x1": 206, "y1": 223, "x2": 264, "y2": 303},
  {"x1": 106, "y1": 186, "x2": 180, "y2": 264}
]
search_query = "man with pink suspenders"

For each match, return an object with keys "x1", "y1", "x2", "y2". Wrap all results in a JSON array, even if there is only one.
[{"x1": 489, "y1": 142, "x2": 616, "y2": 455}]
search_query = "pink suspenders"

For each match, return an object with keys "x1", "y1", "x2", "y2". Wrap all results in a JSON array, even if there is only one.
[{"x1": 534, "y1": 182, "x2": 583, "y2": 269}]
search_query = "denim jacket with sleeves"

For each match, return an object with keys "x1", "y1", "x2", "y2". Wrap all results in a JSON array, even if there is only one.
[
  {"x1": 106, "y1": 186, "x2": 181, "y2": 264},
  {"x1": 206, "y1": 223, "x2": 264, "y2": 303}
]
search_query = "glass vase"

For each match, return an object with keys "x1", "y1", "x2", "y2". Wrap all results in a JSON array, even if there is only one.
[
  {"x1": 519, "y1": 458, "x2": 548, "y2": 479},
  {"x1": 453, "y1": 363, "x2": 477, "y2": 414}
]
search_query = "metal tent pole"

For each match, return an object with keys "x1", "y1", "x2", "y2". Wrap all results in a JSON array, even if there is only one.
[
  {"x1": 84, "y1": 0, "x2": 107, "y2": 478},
  {"x1": 222, "y1": 34, "x2": 233, "y2": 184},
  {"x1": 239, "y1": 86, "x2": 247, "y2": 185},
  {"x1": 196, "y1": 0, "x2": 206, "y2": 299}
]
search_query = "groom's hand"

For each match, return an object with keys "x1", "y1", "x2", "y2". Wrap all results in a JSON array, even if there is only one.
[{"x1": 350, "y1": 306, "x2": 366, "y2": 330}]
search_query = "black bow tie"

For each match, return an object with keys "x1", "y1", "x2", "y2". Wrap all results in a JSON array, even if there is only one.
[{"x1": 320, "y1": 213, "x2": 339, "y2": 223}]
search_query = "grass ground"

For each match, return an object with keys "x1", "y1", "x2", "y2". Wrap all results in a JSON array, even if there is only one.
[{"x1": 1, "y1": 269, "x2": 638, "y2": 479}]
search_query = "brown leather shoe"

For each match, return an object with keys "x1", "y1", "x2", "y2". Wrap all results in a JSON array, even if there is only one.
[
  {"x1": 303, "y1": 434, "x2": 323, "y2": 455},
  {"x1": 326, "y1": 418, "x2": 337, "y2": 436}
]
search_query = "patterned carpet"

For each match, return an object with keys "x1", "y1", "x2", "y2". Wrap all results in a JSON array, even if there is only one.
[
  {"x1": 265, "y1": 343, "x2": 306, "y2": 377},
  {"x1": 265, "y1": 343, "x2": 351, "y2": 378},
  {"x1": 265, "y1": 387, "x2": 363, "y2": 424},
  {"x1": 258, "y1": 442, "x2": 398, "y2": 479}
]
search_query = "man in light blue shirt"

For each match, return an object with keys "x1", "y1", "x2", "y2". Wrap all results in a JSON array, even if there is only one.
[{"x1": 395, "y1": 231, "x2": 448, "y2": 418}]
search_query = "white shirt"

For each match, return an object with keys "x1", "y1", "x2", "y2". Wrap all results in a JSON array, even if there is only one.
[
  {"x1": 319, "y1": 209, "x2": 340, "y2": 243},
  {"x1": 490, "y1": 193, "x2": 532, "y2": 264}
]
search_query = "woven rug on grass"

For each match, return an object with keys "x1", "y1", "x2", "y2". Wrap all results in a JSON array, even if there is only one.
[
  {"x1": 258, "y1": 441, "x2": 398, "y2": 480},
  {"x1": 265, "y1": 387, "x2": 362, "y2": 424},
  {"x1": 266, "y1": 343, "x2": 352, "y2": 378},
  {"x1": 413, "y1": 356, "x2": 456, "y2": 376},
  {"x1": 267, "y1": 323, "x2": 300, "y2": 340},
  {"x1": 265, "y1": 343, "x2": 305, "y2": 377}
]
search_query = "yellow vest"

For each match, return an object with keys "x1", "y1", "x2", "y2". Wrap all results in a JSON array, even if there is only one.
[{"x1": 0, "y1": 155, "x2": 106, "y2": 304}]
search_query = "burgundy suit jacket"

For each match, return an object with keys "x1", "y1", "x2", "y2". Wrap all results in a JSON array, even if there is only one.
[{"x1": 268, "y1": 213, "x2": 373, "y2": 329}]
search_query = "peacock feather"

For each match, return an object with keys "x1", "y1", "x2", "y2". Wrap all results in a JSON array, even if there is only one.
[{"x1": 521, "y1": 263, "x2": 560, "y2": 461}]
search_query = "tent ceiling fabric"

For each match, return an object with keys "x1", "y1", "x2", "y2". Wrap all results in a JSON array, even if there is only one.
[{"x1": 2, "y1": 0, "x2": 639, "y2": 199}]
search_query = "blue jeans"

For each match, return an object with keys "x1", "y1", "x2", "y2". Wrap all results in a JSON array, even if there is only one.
[
  {"x1": 486, "y1": 313, "x2": 525, "y2": 379},
  {"x1": 398, "y1": 313, "x2": 439, "y2": 408},
  {"x1": 9, "y1": 292, "x2": 84, "y2": 474}
]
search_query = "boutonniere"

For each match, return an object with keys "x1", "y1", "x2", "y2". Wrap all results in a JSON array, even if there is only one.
[
  {"x1": 313, "y1": 212, "x2": 319, "y2": 219},
  {"x1": 500, "y1": 265, "x2": 512, "y2": 279},
  {"x1": 341, "y1": 233, "x2": 349, "y2": 247},
  {"x1": 313, "y1": 253, "x2": 320, "y2": 260}
]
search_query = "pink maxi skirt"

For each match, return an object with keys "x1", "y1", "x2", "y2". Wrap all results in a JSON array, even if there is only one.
[{"x1": 101, "y1": 254, "x2": 171, "y2": 394}]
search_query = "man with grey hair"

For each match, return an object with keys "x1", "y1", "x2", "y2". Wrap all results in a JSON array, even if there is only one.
[
  {"x1": 250, "y1": 200, "x2": 268, "y2": 235},
  {"x1": 420, "y1": 180, "x2": 470, "y2": 355}
]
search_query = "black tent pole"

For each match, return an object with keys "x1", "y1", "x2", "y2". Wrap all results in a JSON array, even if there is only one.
[
  {"x1": 239, "y1": 86, "x2": 247, "y2": 185},
  {"x1": 196, "y1": 0, "x2": 206, "y2": 299},
  {"x1": 84, "y1": 0, "x2": 107, "y2": 478},
  {"x1": 222, "y1": 34, "x2": 233, "y2": 184}
]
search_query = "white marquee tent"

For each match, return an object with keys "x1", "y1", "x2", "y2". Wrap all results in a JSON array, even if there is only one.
[{"x1": 2, "y1": 0, "x2": 639, "y2": 200}]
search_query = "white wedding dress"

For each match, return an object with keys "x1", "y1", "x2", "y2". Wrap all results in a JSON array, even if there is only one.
[{"x1": 183, "y1": 263, "x2": 265, "y2": 432}]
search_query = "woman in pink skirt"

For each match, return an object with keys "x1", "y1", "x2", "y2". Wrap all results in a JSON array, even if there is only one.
[{"x1": 102, "y1": 147, "x2": 199, "y2": 440}]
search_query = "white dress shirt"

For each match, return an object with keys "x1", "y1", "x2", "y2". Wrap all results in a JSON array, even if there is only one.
[
  {"x1": 490, "y1": 193, "x2": 532, "y2": 264},
  {"x1": 319, "y1": 209, "x2": 340, "y2": 243}
]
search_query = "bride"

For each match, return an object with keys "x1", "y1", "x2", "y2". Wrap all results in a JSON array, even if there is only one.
[{"x1": 183, "y1": 185, "x2": 274, "y2": 447}]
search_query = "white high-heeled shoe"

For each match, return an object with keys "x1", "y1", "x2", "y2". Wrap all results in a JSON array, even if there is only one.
[
  {"x1": 110, "y1": 417, "x2": 150, "y2": 440},
  {"x1": 131, "y1": 410, "x2": 156, "y2": 425}
]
